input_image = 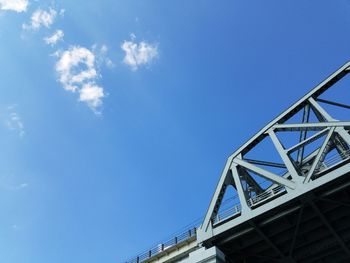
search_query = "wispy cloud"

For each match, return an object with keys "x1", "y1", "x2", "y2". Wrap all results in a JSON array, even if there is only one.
[
  {"x1": 5, "y1": 105, "x2": 25, "y2": 138},
  {"x1": 0, "y1": 174, "x2": 28, "y2": 191},
  {"x1": 44, "y1": 29, "x2": 64, "y2": 46},
  {"x1": 23, "y1": 8, "x2": 57, "y2": 30},
  {"x1": 55, "y1": 46, "x2": 105, "y2": 112},
  {"x1": 121, "y1": 34, "x2": 158, "y2": 71},
  {"x1": 0, "y1": 0, "x2": 28, "y2": 13},
  {"x1": 13, "y1": 182, "x2": 28, "y2": 190},
  {"x1": 93, "y1": 44, "x2": 114, "y2": 68}
]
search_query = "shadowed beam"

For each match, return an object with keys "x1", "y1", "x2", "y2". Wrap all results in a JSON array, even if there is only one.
[
  {"x1": 309, "y1": 201, "x2": 350, "y2": 258},
  {"x1": 244, "y1": 158, "x2": 286, "y2": 169},
  {"x1": 316, "y1": 98, "x2": 350, "y2": 110},
  {"x1": 288, "y1": 205, "x2": 304, "y2": 258},
  {"x1": 316, "y1": 197, "x2": 350, "y2": 208},
  {"x1": 249, "y1": 222, "x2": 294, "y2": 262}
]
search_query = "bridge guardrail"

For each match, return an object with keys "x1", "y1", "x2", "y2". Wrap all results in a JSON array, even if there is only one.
[
  {"x1": 124, "y1": 227, "x2": 197, "y2": 263},
  {"x1": 213, "y1": 150, "x2": 350, "y2": 225}
]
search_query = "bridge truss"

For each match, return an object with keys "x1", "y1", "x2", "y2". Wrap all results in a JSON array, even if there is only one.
[
  {"x1": 198, "y1": 61, "x2": 350, "y2": 262},
  {"x1": 124, "y1": 62, "x2": 350, "y2": 263}
]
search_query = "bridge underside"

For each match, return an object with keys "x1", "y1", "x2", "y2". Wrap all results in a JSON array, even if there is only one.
[{"x1": 208, "y1": 172, "x2": 350, "y2": 263}]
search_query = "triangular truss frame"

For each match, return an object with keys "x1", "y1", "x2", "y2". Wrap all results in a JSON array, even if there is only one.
[{"x1": 198, "y1": 61, "x2": 350, "y2": 243}]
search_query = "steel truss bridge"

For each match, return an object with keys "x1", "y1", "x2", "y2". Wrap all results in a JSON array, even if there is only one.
[{"x1": 124, "y1": 61, "x2": 350, "y2": 263}]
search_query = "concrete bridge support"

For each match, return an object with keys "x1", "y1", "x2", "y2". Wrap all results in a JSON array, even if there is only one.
[{"x1": 185, "y1": 247, "x2": 225, "y2": 263}]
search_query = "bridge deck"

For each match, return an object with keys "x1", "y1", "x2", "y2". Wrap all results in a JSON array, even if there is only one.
[{"x1": 212, "y1": 171, "x2": 350, "y2": 263}]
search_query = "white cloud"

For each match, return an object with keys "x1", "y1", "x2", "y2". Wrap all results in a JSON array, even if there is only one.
[
  {"x1": 79, "y1": 83, "x2": 104, "y2": 109},
  {"x1": 44, "y1": 29, "x2": 64, "y2": 46},
  {"x1": 0, "y1": 0, "x2": 28, "y2": 13},
  {"x1": 5, "y1": 106, "x2": 25, "y2": 138},
  {"x1": 121, "y1": 35, "x2": 158, "y2": 70},
  {"x1": 56, "y1": 46, "x2": 96, "y2": 91},
  {"x1": 23, "y1": 8, "x2": 57, "y2": 30},
  {"x1": 55, "y1": 46, "x2": 105, "y2": 112}
]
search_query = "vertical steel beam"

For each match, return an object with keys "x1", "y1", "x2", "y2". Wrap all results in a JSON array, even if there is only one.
[{"x1": 297, "y1": 104, "x2": 310, "y2": 165}]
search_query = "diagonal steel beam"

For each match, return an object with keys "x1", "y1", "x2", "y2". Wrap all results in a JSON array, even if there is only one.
[
  {"x1": 287, "y1": 128, "x2": 330, "y2": 154},
  {"x1": 230, "y1": 165, "x2": 251, "y2": 213},
  {"x1": 309, "y1": 97, "x2": 350, "y2": 146},
  {"x1": 308, "y1": 97, "x2": 350, "y2": 155},
  {"x1": 268, "y1": 130, "x2": 301, "y2": 183},
  {"x1": 200, "y1": 157, "x2": 234, "y2": 233},
  {"x1": 335, "y1": 127, "x2": 350, "y2": 146},
  {"x1": 244, "y1": 158, "x2": 286, "y2": 169},
  {"x1": 331, "y1": 133, "x2": 349, "y2": 157},
  {"x1": 309, "y1": 97, "x2": 334, "y2": 121},
  {"x1": 309, "y1": 201, "x2": 350, "y2": 258},
  {"x1": 316, "y1": 98, "x2": 350, "y2": 110},
  {"x1": 239, "y1": 167, "x2": 264, "y2": 194},
  {"x1": 233, "y1": 157, "x2": 296, "y2": 189},
  {"x1": 304, "y1": 127, "x2": 335, "y2": 183}
]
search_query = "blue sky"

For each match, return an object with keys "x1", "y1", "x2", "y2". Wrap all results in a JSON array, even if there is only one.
[{"x1": 1, "y1": 0, "x2": 350, "y2": 262}]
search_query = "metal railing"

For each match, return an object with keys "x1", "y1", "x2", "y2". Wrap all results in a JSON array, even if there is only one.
[
  {"x1": 213, "y1": 149, "x2": 350, "y2": 225},
  {"x1": 212, "y1": 204, "x2": 241, "y2": 224},
  {"x1": 213, "y1": 185, "x2": 286, "y2": 225},
  {"x1": 320, "y1": 149, "x2": 350, "y2": 171},
  {"x1": 124, "y1": 227, "x2": 197, "y2": 263},
  {"x1": 247, "y1": 185, "x2": 286, "y2": 207}
]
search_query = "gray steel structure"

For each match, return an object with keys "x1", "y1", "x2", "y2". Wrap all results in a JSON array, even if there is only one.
[
  {"x1": 125, "y1": 61, "x2": 350, "y2": 263},
  {"x1": 197, "y1": 61, "x2": 350, "y2": 262}
]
